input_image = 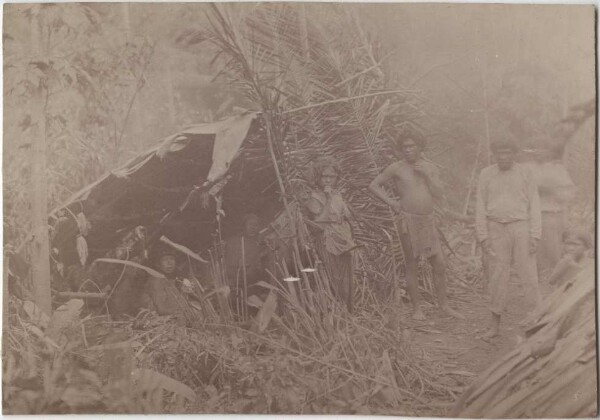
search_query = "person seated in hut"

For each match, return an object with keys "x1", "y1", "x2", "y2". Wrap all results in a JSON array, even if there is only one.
[
  {"x1": 304, "y1": 157, "x2": 357, "y2": 313},
  {"x1": 141, "y1": 246, "x2": 194, "y2": 325},
  {"x1": 224, "y1": 213, "x2": 268, "y2": 317},
  {"x1": 547, "y1": 229, "x2": 592, "y2": 288}
]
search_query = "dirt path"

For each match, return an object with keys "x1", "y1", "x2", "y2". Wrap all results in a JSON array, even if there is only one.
[{"x1": 401, "y1": 275, "x2": 552, "y2": 416}]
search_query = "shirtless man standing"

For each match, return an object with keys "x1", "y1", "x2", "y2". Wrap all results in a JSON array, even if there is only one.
[{"x1": 369, "y1": 128, "x2": 463, "y2": 320}]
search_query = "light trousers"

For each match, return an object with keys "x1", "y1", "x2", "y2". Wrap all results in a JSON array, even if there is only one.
[{"x1": 486, "y1": 220, "x2": 542, "y2": 315}]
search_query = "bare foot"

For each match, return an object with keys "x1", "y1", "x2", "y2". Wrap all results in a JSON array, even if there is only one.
[
  {"x1": 440, "y1": 305, "x2": 465, "y2": 320},
  {"x1": 412, "y1": 309, "x2": 426, "y2": 321}
]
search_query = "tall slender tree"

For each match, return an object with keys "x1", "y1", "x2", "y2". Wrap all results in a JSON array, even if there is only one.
[{"x1": 29, "y1": 5, "x2": 52, "y2": 315}]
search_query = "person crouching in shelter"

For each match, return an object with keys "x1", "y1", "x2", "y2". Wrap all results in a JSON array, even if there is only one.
[
  {"x1": 547, "y1": 229, "x2": 592, "y2": 288},
  {"x1": 369, "y1": 126, "x2": 463, "y2": 320},
  {"x1": 475, "y1": 138, "x2": 543, "y2": 340},
  {"x1": 142, "y1": 246, "x2": 192, "y2": 325},
  {"x1": 304, "y1": 158, "x2": 356, "y2": 313}
]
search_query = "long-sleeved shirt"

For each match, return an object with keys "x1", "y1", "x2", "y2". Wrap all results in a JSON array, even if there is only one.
[{"x1": 475, "y1": 163, "x2": 542, "y2": 241}]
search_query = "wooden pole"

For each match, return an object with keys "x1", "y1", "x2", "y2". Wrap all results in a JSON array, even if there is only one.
[
  {"x1": 462, "y1": 135, "x2": 483, "y2": 215},
  {"x1": 30, "y1": 7, "x2": 52, "y2": 316},
  {"x1": 298, "y1": 3, "x2": 310, "y2": 61},
  {"x1": 241, "y1": 236, "x2": 248, "y2": 322},
  {"x1": 3, "y1": 251, "x2": 10, "y2": 336},
  {"x1": 166, "y1": 51, "x2": 177, "y2": 127},
  {"x1": 481, "y1": 58, "x2": 492, "y2": 166},
  {"x1": 263, "y1": 114, "x2": 306, "y2": 308}
]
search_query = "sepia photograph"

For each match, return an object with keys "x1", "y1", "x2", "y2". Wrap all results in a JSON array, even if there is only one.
[{"x1": 2, "y1": 2, "x2": 596, "y2": 416}]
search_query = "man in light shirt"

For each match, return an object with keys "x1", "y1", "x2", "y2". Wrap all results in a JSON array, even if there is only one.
[
  {"x1": 527, "y1": 143, "x2": 576, "y2": 276},
  {"x1": 476, "y1": 139, "x2": 543, "y2": 340}
]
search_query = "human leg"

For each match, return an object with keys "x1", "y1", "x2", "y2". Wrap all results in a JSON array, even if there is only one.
[
  {"x1": 399, "y1": 231, "x2": 423, "y2": 319},
  {"x1": 428, "y1": 252, "x2": 464, "y2": 319},
  {"x1": 334, "y1": 252, "x2": 354, "y2": 313},
  {"x1": 512, "y1": 221, "x2": 543, "y2": 310},
  {"x1": 484, "y1": 221, "x2": 512, "y2": 337}
]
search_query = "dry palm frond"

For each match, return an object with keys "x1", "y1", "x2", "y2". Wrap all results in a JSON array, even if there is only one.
[
  {"x1": 453, "y1": 262, "x2": 596, "y2": 418},
  {"x1": 180, "y1": 3, "x2": 432, "y2": 304}
]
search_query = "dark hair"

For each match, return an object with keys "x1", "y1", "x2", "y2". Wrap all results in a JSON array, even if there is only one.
[
  {"x1": 395, "y1": 125, "x2": 426, "y2": 150},
  {"x1": 243, "y1": 213, "x2": 259, "y2": 225},
  {"x1": 491, "y1": 138, "x2": 519, "y2": 153},
  {"x1": 153, "y1": 244, "x2": 176, "y2": 260},
  {"x1": 310, "y1": 157, "x2": 341, "y2": 187},
  {"x1": 562, "y1": 229, "x2": 593, "y2": 249}
]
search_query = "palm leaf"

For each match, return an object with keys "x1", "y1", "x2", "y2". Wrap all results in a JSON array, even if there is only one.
[{"x1": 181, "y1": 3, "x2": 434, "y2": 302}]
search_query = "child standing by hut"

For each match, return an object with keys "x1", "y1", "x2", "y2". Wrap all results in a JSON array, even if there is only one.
[{"x1": 304, "y1": 158, "x2": 356, "y2": 313}]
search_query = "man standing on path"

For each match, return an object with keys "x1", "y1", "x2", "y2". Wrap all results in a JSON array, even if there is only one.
[
  {"x1": 476, "y1": 139, "x2": 543, "y2": 339},
  {"x1": 369, "y1": 127, "x2": 464, "y2": 320},
  {"x1": 526, "y1": 142, "x2": 576, "y2": 277}
]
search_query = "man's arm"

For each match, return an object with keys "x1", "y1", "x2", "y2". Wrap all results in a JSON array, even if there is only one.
[
  {"x1": 554, "y1": 184, "x2": 577, "y2": 204},
  {"x1": 368, "y1": 163, "x2": 402, "y2": 213},
  {"x1": 475, "y1": 170, "x2": 488, "y2": 243}
]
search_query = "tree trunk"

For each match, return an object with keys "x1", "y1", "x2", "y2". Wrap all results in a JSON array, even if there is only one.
[
  {"x1": 166, "y1": 50, "x2": 177, "y2": 127},
  {"x1": 30, "y1": 8, "x2": 52, "y2": 316},
  {"x1": 481, "y1": 58, "x2": 492, "y2": 165},
  {"x1": 3, "y1": 249, "x2": 9, "y2": 334}
]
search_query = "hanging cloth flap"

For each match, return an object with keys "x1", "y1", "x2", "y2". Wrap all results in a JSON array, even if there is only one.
[{"x1": 201, "y1": 112, "x2": 258, "y2": 182}]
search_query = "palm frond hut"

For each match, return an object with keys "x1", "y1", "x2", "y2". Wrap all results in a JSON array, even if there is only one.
[
  {"x1": 11, "y1": 3, "x2": 438, "y2": 318},
  {"x1": 179, "y1": 3, "x2": 430, "y2": 301}
]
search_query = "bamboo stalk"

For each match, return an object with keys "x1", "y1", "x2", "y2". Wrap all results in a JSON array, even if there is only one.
[
  {"x1": 208, "y1": 250, "x2": 232, "y2": 322},
  {"x1": 235, "y1": 267, "x2": 241, "y2": 320},
  {"x1": 480, "y1": 57, "x2": 492, "y2": 166},
  {"x1": 462, "y1": 134, "x2": 483, "y2": 216},
  {"x1": 262, "y1": 112, "x2": 309, "y2": 313},
  {"x1": 30, "y1": 7, "x2": 51, "y2": 316},
  {"x1": 241, "y1": 236, "x2": 248, "y2": 322}
]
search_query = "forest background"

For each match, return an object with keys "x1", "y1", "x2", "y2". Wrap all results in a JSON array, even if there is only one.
[
  {"x1": 4, "y1": 3, "x2": 595, "y2": 244},
  {"x1": 1, "y1": 3, "x2": 596, "y2": 415}
]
